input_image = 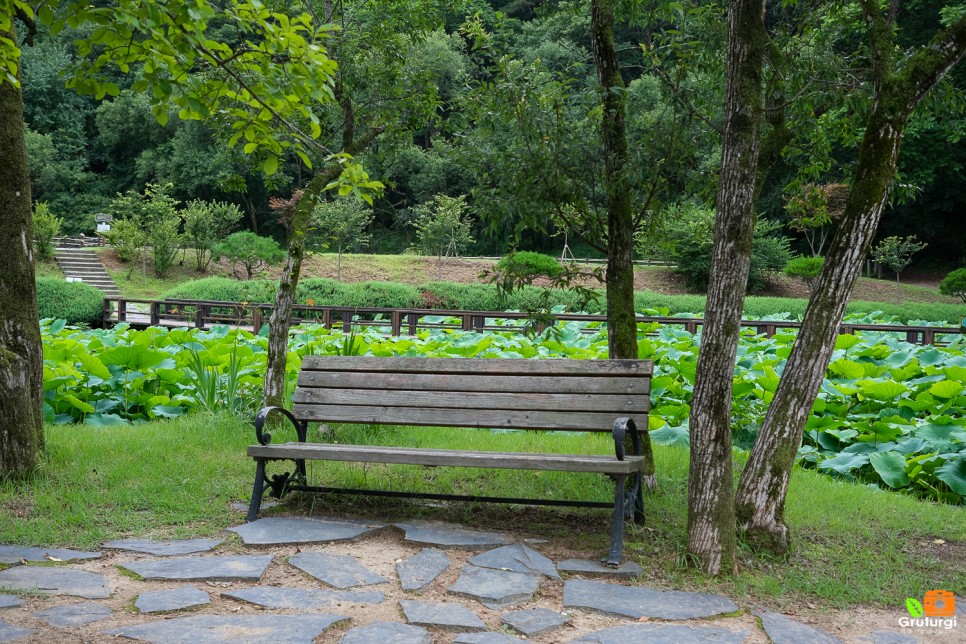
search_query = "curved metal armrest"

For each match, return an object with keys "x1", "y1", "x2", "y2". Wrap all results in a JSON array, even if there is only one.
[
  {"x1": 254, "y1": 406, "x2": 306, "y2": 446},
  {"x1": 612, "y1": 417, "x2": 642, "y2": 461}
]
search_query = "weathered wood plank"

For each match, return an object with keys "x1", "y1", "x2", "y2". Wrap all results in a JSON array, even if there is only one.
[
  {"x1": 300, "y1": 356, "x2": 653, "y2": 377},
  {"x1": 248, "y1": 443, "x2": 646, "y2": 474},
  {"x1": 289, "y1": 404, "x2": 647, "y2": 432},
  {"x1": 297, "y1": 371, "x2": 650, "y2": 396},
  {"x1": 292, "y1": 388, "x2": 650, "y2": 414}
]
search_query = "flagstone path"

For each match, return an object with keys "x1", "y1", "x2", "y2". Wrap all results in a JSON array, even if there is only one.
[{"x1": 0, "y1": 518, "x2": 935, "y2": 643}]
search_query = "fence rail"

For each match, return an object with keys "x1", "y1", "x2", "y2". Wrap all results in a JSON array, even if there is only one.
[{"x1": 101, "y1": 298, "x2": 963, "y2": 346}]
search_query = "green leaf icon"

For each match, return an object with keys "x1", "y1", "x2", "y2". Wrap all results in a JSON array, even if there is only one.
[{"x1": 906, "y1": 598, "x2": 924, "y2": 618}]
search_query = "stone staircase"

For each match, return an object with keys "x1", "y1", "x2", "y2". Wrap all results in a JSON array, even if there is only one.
[{"x1": 54, "y1": 247, "x2": 121, "y2": 298}]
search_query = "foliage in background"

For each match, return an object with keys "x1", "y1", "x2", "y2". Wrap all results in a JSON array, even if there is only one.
[
  {"x1": 36, "y1": 278, "x2": 103, "y2": 326},
  {"x1": 213, "y1": 232, "x2": 285, "y2": 280},
  {"x1": 182, "y1": 200, "x2": 243, "y2": 271},
  {"x1": 939, "y1": 268, "x2": 966, "y2": 304},
  {"x1": 31, "y1": 202, "x2": 62, "y2": 259},
  {"x1": 39, "y1": 316, "x2": 966, "y2": 504},
  {"x1": 871, "y1": 235, "x2": 928, "y2": 303},
  {"x1": 784, "y1": 256, "x2": 825, "y2": 293},
  {"x1": 412, "y1": 194, "x2": 475, "y2": 277},
  {"x1": 661, "y1": 204, "x2": 791, "y2": 292},
  {"x1": 310, "y1": 197, "x2": 374, "y2": 281},
  {"x1": 107, "y1": 183, "x2": 183, "y2": 278}
]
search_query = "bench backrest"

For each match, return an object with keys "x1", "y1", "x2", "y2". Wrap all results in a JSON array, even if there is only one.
[{"x1": 292, "y1": 356, "x2": 652, "y2": 432}]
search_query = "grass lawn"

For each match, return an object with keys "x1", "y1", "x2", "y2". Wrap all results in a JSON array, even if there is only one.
[{"x1": 1, "y1": 412, "x2": 962, "y2": 611}]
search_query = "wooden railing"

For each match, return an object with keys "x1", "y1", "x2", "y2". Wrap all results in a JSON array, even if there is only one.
[{"x1": 101, "y1": 298, "x2": 963, "y2": 346}]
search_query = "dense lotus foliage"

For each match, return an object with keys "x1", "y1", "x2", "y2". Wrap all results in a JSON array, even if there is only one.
[{"x1": 41, "y1": 313, "x2": 965, "y2": 503}]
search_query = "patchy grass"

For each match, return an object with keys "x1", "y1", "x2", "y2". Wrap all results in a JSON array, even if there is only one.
[
  {"x1": 34, "y1": 258, "x2": 64, "y2": 279},
  {"x1": 2, "y1": 413, "x2": 962, "y2": 610}
]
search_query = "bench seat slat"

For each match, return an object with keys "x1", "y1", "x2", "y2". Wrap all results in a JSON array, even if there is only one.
[
  {"x1": 293, "y1": 388, "x2": 649, "y2": 414},
  {"x1": 248, "y1": 443, "x2": 646, "y2": 474},
  {"x1": 300, "y1": 356, "x2": 653, "y2": 377},
  {"x1": 290, "y1": 404, "x2": 648, "y2": 432},
  {"x1": 297, "y1": 371, "x2": 650, "y2": 396}
]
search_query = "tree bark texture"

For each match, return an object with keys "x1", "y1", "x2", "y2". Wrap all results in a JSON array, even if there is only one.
[
  {"x1": 686, "y1": 0, "x2": 766, "y2": 575},
  {"x1": 734, "y1": 5, "x2": 966, "y2": 553},
  {"x1": 590, "y1": 0, "x2": 637, "y2": 363},
  {"x1": 0, "y1": 27, "x2": 44, "y2": 478}
]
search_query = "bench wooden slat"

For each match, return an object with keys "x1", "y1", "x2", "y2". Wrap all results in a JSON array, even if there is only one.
[
  {"x1": 292, "y1": 388, "x2": 649, "y2": 414},
  {"x1": 300, "y1": 356, "x2": 653, "y2": 377},
  {"x1": 297, "y1": 371, "x2": 651, "y2": 396},
  {"x1": 248, "y1": 443, "x2": 646, "y2": 474},
  {"x1": 290, "y1": 404, "x2": 648, "y2": 432}
]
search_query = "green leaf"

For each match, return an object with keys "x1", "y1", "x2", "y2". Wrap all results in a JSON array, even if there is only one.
[
  {"x1": 263, "y1": 155, "x2": 279, "y2": 175},
  {"x1": 929, "y1": 380, "x2": 964, "y2": 399},
  {"x1": 818, "y1": 452, "x2": 870, "y2": 475},
  {"x1": 869, "y1": 451, "x2": 911, "y2": 488},
  {"x1": 829, "y1": 359, "x2": 864, "y2": 379},
  {"x1": 85, "y1": 413, "x2": 130, "y2": 427},
  {"x1": 858, "y1": 380, "x2": 909, "y2": 400},
  {"x1": 64, "y1": 394, "x2": 95, "y2": 414},
  {"x1": 650, "y1": 423, "x2": 690, "y2": 447},
  {"x1": 935, "y1": 457, "x2": 966, "y2": 495}
]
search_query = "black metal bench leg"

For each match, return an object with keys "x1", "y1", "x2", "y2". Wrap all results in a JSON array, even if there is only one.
[
  {"x1": 246, "y1": 458, "x2": 266, "y2": 523},
  {"x1": 606, "y1": 475, "x2": 626, "y2": 566},
  {"x1": 632, "y1": 471, "x2": 645, "y2": 524}
]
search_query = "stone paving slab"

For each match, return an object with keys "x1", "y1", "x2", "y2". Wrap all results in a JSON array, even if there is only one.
[
  {"x1": 289, "y1": 552, "x2": 388, "y2": 589},
  {"x1": 106, "y1": 614, "x2": 349, "y2": 643},
  {"x1": 570, "y1": 623, "x2": 749, "y2": 643},
  {"x1": 755, "y1": 610, "x2": 843, "y2": 644},
  {"x1": 32, "y1": 601, "x2": 112, "y2": 627},
  {"x1": 502, "y1": 608, "x2": 567, "y2": 636},
  {"x1": 340, "y1": 620, "x2": 432, "y2": 644},
  {"x1": 120, "y1": 554, "x2": 273, "y2": 581},
  {"x1": 564, "y1": 579, "x2": 738, "y2": 620},
  {"x1": 448, "y1": 565, "x2": 540, "y2": 609},
  {"x1": 229, "y1": 517, "x2": 387, "y2": 545},
  {"x1": 224, "y1": 586, "x2": 385, "y2": 609},
  {"x1": 0, "y1": 545, "x2": 101, "y2": 565},
  {"x1": 557, "y1": 558, "x2": 642, "y2": 577},
  {"x1": 400, "y1": 599, "x2": 486, "y2": 631},
  {"x1": 135, "y1": 585, "x2": 211, "y2": 613},
  {"x1": 454, "y1": 634, "x2": 524, "y2": 643},
  {"x1": 0, "y1": 620, "x2": 31, "y2": 643},
  {"x1": 395, "y1": 521, "x2": 510, "y2": 549},
  {"x1": 103, "y1": 538, "x2": 223, "y2": 556},
  {"x1": 0, "y1": 566, "x2": 110, "y2": 599},
  {"x1": 468, "y1": 544, "x2": 560, "y2": 579},
  {"x1": 396, "y1": 548, "x2": 450, "y2": 591},
  {"x1": 0, "y1": 597, "x2": 21, "y2": 610}
]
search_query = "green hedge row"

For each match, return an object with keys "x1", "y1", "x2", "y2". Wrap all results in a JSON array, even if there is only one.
[
  {"x1": 37, "y1": 278, "x2": 104, "y2": 326},
  {"x1": 160, "y1": 277, "x2": 965, "y2": 325}
]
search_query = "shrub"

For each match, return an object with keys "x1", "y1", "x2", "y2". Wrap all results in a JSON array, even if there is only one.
[
  {"x1": 418, "y1": 283, "x2": 507, "y2": 311},
  {"x1": 297, "y1": 278, "x2": 347, "y2": 306},
  {"x1": 32, "y1": 203, "x2": 62, "y2": 259},
  {"x1": 939, "y1": 268, "x2": 966, "y2": 304},
  {"x1": 182, "y1": 200, "x2": 242, "y2": 271},
  {"x1": 784, "y1": 256, "x2": 825, "y2": 292},
  {"x1": 162, "y1": 278, "x2": 277, "y2": 303},
  {"x1": 104, "y1": 218, "x2": 146, "y2": 263},
  {"x1": 338, "y1": 282, "x2": 422, "y2": 308},
  {"x1": 36, "y1": 278, "x2": 104, "y2": 326},
  {"x1": 213, "y1": 232, "x2": 285, "y2": 279}
]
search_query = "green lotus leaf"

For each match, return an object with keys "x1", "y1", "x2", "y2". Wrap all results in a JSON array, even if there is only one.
[
  {"x1": 935, "y1": 457, "x2": 966, "y2": 495},
  {"x1": 869, "y1": 451, "x2": 911, "y2": 488},
  {"x1": 929, "y1": 380, "x2": 964, "y2": 399},
  {"x1": 818, "y1": 452, "x2": 870, "y2": 475},
  {"x1": 858, "y1": 380, "x2": 909, "y2": 400},
  {"x1": 829, "y1": 359, "x2": 865, "y2": 379}
]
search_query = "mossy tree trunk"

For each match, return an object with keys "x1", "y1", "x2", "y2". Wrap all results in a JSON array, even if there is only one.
[
  {"x1": 590, "y1": 0, "x2": 636, "y2": 363},
  {"x1": 686, "y1": 0, "x2": 766, "y2": 575},
  {"x1": 735, "y1": 3, "x2": 966, "y2": 553},
  {"x1": 0, "y1": 24, "x2": 44, "y2": 478}
]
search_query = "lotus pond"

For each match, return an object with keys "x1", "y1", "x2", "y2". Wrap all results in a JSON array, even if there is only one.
[{"x1": 41, "y1": 313, "x2": 966, "y2": 504}]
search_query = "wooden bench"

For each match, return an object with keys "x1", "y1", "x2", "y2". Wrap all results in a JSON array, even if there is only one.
[{"x1": 245, "y1": 356, "x2": 654, "y2": 564}]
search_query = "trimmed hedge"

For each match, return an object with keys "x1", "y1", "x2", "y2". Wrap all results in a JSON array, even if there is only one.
[
  {"x1": 159, "y1": 278, "x2": 964, "y2": 325},
  {"x1": 37, "y1": 278, "x2": 104, "y2": 326}
]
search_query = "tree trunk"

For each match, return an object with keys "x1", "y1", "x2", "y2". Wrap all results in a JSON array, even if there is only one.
[
  {"x1": 0, "y1": 27, "x2": 44, "y2": 478},
  {"x1": 734, "y1": 6, "x2": 966, "y2": 553},
  {"x1": 590, "y1": 0, "x2": 637, "y2": 363},
  {"x1": 686, "y1": 0, "x2": 766, "y2": 575}
]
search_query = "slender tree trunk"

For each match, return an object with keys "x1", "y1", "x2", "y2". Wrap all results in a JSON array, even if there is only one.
[
  {"x1": 735, "y1": 6, "x2": 966, "y2": 553},
  {"x1": 590, "y1": 0, "x2": 637, "y2": 363},
  {"x1": 0, "y1": 27, "x2": 44, "y2": 478},
  {"x1": 687, "y1": 0, "x2": 766, "y2": 575}
]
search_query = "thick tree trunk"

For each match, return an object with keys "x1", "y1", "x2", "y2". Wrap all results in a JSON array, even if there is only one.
[
  {"x1": 686, "y1": 0, "x2": 766, "y2": 575},
  {"x1": 0, "y1": 29, "x2": 44, "y2": 478},
  {"x1": 590, "y1": 0, "x2": 637, "y2": 363},
  {"x1": 734, "y1": 7, "x2": 966, "y2": 553}
]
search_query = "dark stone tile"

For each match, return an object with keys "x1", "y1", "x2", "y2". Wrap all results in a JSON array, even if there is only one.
[
  {"x1": 105, "y1": 614, "x2": 348, "y2": 643},
  {"x1": 339, "y1": 621, "x2": 431, "y2": 644},
  {"x1": 103, "y1": 538, "x2": 223, "y2": 556},
  {"x1": 563, "y1": 579, "x2": 738, "y2": 620},
  {"x1": 755, "y1": 611, "x2": 843, "y2": 644},
  {"x1": 0, "y1": 545, "x2": 100, "y2": 565},
  {"x1": 400, "y1": 599, "x2": 486, "y2": 631},
  {"x1": 229, "y1": 517, "x2": 386, "y2": 545},
  {"x1": 454, "y1": 634, "x2": 524, "y2": 643},
  {"x1": 135, "y1": 585, "x2": 211, "y2": 613},
  {"x1": 32, "y1": 601, "x2": 111, "y2": 627},
  {"x1": 570, "y1": 623, "x2": 749, "y2": 643},
  {"x1": 0, "y1": 597, "x2": 21, "y2": 610},
  {"x1": 448, "y1": 565, "x2": 539, "y2": 609},
  {"x1": 0, "y1": 566, "x2": 110, "y2": 599},
  {"x1": 0, "y1": 620, "x2": 32, "y2": 643},
  {"x1": 469, "y1": 544, "x2": 559, "y2": 579},
  {"x1": 289, "y1": 553, "x2": 388, "y2": 589},
  {"x1": 396, "y1": 549, "x2": 450, "y2": 591},
  {"x1": 395, "y1": 521, "x2": 509, "y2": 549},
  {"x1": 224, "y1": 586, "x2": 384, "y2": 609},
  {"x1": 557, "y1": 558, "x2": 642, "y2": 578},
  {"x1": 120, "y1": 554, "x2": 273, "y2": 582},
  {"x1": 502, "y1": 608, "x2": 567, "y2": 636}
]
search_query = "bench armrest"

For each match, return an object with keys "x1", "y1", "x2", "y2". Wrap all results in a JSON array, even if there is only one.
[
  {"x1": 254, "y1": 406, "x2": 307, "y2": 446},
  {"x1": 612, "y1": 417, "x2": 642, "y2": 461}
]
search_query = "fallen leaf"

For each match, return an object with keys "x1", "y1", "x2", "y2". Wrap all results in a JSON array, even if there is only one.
[
  {"x1": 933, "y1": 539, "x2": 946, "y2": 545},
  {"x1": 45, "y1": 556, "x2": 62, "y2": 562}
]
